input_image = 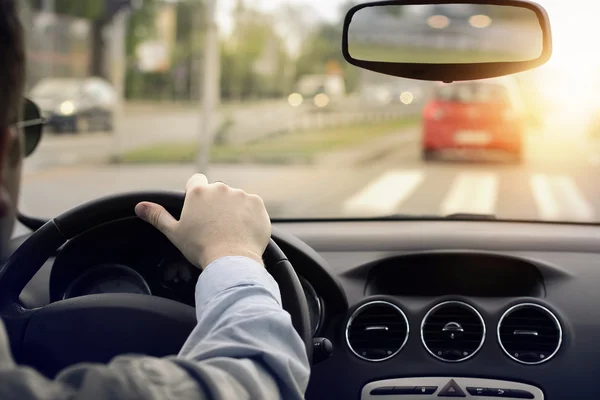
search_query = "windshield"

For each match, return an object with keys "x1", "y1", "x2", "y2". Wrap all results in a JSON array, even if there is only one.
[{"x1": 16, "y1": 0, "x2": 600, "y2": 232}]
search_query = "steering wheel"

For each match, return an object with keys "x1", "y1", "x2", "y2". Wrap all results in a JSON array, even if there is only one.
[{"x1": 0, "y1": 191, "x2": 312, "y2": 378}]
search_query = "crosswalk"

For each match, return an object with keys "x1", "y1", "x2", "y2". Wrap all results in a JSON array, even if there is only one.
[
  {"x1": 343, "y1": 171, "x2": 424, "y2": 215},
  {"x1": 343, "y1": 170, "x2": 598, "y2": 222},
  {"x1": 441, "y1": 172, "x2": 498, "y2": 216}
]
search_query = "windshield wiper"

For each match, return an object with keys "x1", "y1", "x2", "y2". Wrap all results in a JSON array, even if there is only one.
[
  {"x1": 445, "y1": 213, "x2": 496, "y2": 220},
  {"x1": 381, "y1": 213, "x2": 496, "y2": 220}
]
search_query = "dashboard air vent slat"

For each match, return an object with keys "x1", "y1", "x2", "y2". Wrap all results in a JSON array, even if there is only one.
[
  {"x1": 498, "y1": 303, "x2": 562, "y2": 365},
  {"x1": 421, "y1": 301, "x2": 485, "y2": 362},
  {"x1": 346, "y1": 301, "x2": 409, "y2": 362}
]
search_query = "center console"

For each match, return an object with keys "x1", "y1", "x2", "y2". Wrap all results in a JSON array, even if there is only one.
[{"x1": 362, "y1": 378, "x2": 543, "y2": 400}]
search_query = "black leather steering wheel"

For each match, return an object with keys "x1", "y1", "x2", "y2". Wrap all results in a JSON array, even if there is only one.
[{"x1": 0, "y1": 191, "x2": 312, "y2": 378}]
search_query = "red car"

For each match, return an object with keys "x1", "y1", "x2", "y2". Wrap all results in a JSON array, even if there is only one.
[{"x1": 421, "y1": 77, "x2": 526, "y2": 162}]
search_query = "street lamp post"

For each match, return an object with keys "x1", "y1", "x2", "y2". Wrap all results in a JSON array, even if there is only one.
[
  {"x1": 196, "y1": 0, "x2": 220, "y2": 176},
  {"x1": 109, "y1": 9, "x2": 130, "y2": 162},
  {"x1": 42, "y1": 0, "x2": 55, "y2": 79}
]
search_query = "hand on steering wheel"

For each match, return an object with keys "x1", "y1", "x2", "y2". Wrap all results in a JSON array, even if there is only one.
[
  {"x1": 0, "y1": 179, "x2": 312, "y2": 378},
  {"x1": 135, "y1": 174, "x2": 270, "y2": 270}
]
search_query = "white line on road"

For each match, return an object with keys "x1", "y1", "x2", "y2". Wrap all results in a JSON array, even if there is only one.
[
  {"x1": 531, "y1": 174, "x2": 560, "y2": 220},
  {"x1": 440, "y1": 172, "x2": 498, "y2": 215},
  {"x1": 343, "y1": 170, "x2": 424, "y2": 216},
  {"x1": 531, "y1": 174, "x2": 595, "y2": 221},
  {"x1": 555, "y1": 176, "x2": 595, "y2": 221}
]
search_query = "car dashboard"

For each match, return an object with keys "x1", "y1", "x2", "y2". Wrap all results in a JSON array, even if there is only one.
[{"x1": 14, "y1": 218, "x2": 600, "y2": 399}]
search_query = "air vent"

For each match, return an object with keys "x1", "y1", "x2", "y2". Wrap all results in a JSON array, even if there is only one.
[
  {"x1": 498, "y1": 303, "x2": 562, "y2": 365},
  {"x1": 421, "y1": 301, "x2": 485, "y2": 362},
  {"x1": 346, "y1": 301, "x2": 409, "y2": 362}
]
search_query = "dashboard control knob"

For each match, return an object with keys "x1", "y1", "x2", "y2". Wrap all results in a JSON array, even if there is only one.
[{"x1": 312, "y1": 337, "x2": 333, "y2": 364}]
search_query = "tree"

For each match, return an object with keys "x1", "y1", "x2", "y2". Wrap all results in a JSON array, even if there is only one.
[
  {"x1": 171, "y1": 1, "x2": 205, "y2": 101},
  {"x1": 29, "y1": 0, "x2": 104, "y2": 19},
  {"x1": 124, "y1": 0, "x2": 159, "y2": 99},
  {"x1": 220, "y1": 1, "x2": 284, "y2": 100},
  {"x1": 272, "y1": 3, "x2": 317, "y2": 94},
  {"x1": 294, "y1": 1, "x2": 361, "y2": 93},
  {"x1": 295, "y1": 22, "x2": 360, "y2": 93}
]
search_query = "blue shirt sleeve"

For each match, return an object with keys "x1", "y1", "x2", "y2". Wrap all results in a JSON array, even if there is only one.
[
  {"x1": 176, "y1": 256, "x2": 310, "y2": 399},
  {"x1": 0, "y1": 256, "x2": 310, "y2": 400}
]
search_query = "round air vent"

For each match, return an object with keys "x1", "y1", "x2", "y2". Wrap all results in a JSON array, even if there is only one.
[
  {"x1": 346, "y1": 301, "x2": 409, "y2": 362},
  {"x1": 421, "y1": 301, "x2": 485, "y2": 362},
  {"x1": 498, "y1": 303, "x2": 562, "y2": 365}
]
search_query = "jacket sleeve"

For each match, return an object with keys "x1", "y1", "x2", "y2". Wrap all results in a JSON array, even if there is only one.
[{"x1": 0, "y1": 256, "x2": 310, "y2": 400}]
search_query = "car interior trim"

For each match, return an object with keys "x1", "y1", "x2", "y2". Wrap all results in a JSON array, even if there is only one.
[
  {"x1": 497, "y1": 302, "x2": 563, "y2": 365},
  {"x1": 361, "y1": 377, "x2": 543, "y2": 399},
  {"x1": 346, "y1": 300, "x2": 410, "y2": 362},
  {"x1": 421, "y1": 300, "x2": 486, "y2": 363}
]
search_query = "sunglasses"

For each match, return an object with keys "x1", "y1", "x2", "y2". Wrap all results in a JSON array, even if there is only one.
[{"x1": 15, "y1": 98, "x2": 44, "y2": 157}]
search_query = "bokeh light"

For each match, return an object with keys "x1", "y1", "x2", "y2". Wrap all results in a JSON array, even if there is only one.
[
  {"x1": 314, "y1": 93, "x2": 330, "y2": 108},
  {"x1": 400, "y1": 91, "x2": 414, "y2": 105},
  {"x1": 427, "y1": 15, "x2": 450, "y2": 29},
  {"x1": 469, "y1": 15, "x2": 492, "y2": 29},
  {"x1": 288, "y1": 93, "x2": 303, "y2": 107}
]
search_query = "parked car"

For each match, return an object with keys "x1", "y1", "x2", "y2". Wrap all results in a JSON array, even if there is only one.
[
  {"x1": 288, "y1": 74, "x2": 346, "y2": 111},
  {"x1": 29, "y1": 77, "x2": 117, "y2": 133},
  {"x1": 421, "y1": 76, "x2": 526, "y2": 162}
]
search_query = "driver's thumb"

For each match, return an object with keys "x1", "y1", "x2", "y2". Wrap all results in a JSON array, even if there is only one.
[{"x1": 135, "y1": 202, "x2": 177, "y2": 237}]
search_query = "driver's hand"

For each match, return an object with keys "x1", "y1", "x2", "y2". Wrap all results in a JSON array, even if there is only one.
[{"x1": 134, "y1": 174, "x2": 270, "y2": 269}]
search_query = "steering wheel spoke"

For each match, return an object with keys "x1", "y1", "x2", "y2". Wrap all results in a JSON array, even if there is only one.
[{"x1": 1, "y1": 305, "x2": 34, "y2": 363}]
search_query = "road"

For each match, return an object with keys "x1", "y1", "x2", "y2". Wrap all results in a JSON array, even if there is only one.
[
  {"x1": 26, "y1": 100, "x2": 300, "y2": 169},
  {"x1": 17, "y1": 116, "x2": 600, "y2": 237},
  {"x1": 26, "y1": 97, "x2": 421, "y2": 170}
]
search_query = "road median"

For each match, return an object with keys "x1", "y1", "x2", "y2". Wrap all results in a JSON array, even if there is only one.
[
  {"x1": 124, "y1": 98, "x2": 287, "y2": 115},
  {"x1": 118, "y1": 117, "x2": 419, "y2": 166}
]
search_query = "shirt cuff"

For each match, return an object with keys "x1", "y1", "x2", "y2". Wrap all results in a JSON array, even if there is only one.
[{"x1": 195, "y1": 256, "x2": 282, "y2": 310}]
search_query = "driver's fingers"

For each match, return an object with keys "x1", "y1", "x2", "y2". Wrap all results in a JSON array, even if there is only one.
[
  {"x1": 185, "y1": 173, "x2": 209, "y2": 192},
  {"x1": 135, "y1": 202, "x2": 178, "y2": 237}
]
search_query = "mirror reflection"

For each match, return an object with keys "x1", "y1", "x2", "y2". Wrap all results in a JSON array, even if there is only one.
[{"x1": 348, "y1": 4, "x2": 544, "y2": 64}]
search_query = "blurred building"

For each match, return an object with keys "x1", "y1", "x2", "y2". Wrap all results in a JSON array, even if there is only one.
[
  {"x1": 20, "y1": 3, "x2": 92, "y2": 91},
  {"x1": 135, "y1": 3, "x2": 176, "y2": 73}
]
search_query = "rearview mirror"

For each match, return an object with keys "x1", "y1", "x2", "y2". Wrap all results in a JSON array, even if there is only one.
[
  {"x1": 18, "y1": 98, "x2": 44, "y2": 157},
  {"x1": 342, "y1": 0, "x2": 552, "y2": 82}
]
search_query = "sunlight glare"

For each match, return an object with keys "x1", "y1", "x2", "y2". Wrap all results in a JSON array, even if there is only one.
[{"x1": 529, "y1": 1, "x2": 600, "y2": 128}]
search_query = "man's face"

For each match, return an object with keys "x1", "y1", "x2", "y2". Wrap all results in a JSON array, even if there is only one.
[{"x1": 0, "y1": 125, "x2": 22, "y2": 259}]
